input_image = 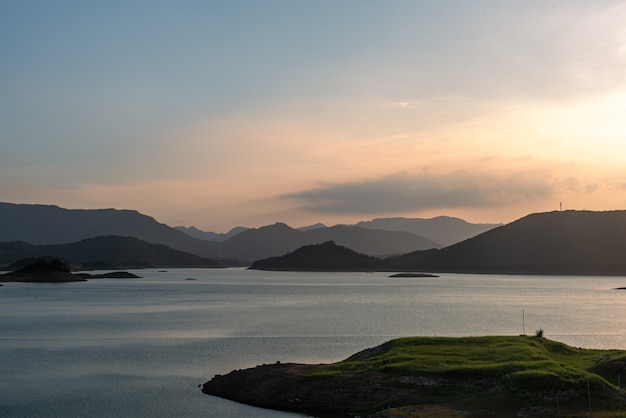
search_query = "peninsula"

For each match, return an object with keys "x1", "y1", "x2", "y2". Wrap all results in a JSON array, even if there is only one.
[{"x1": 202, "y1": 336, "x2": 626, "y2": 417}]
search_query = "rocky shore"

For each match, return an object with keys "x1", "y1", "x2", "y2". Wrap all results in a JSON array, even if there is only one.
[{"x1": 202, "y1": 361, "x2": 465, "y2": 416}]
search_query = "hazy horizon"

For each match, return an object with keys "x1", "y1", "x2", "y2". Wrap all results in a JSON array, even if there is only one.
[{"x1": 2, "y1": 1, "x2": 626, "y2": 231}]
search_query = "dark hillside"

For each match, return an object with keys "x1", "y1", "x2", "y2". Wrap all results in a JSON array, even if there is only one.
[
  {"x1": 0, "y1": 236, "x2": 230, "y2": 269},
  {"x1": 356, "y1": 216, "x2": 500, "y2": 246},
  {"x1": 304, "y1": 225, "x2": 440, "y2": 256},
  {"x1": 389, "y1": 210, "x2": 626, "y2": 274},
  {"x1": 220, "y1": 223, "x2": 439, "y2": 260},
  {"x1": 219, "y1": 223, "x2": 307, "y2": 260},
  {"x1": 250, "y1": 241, "x2": 383, "y2": 271},
  {"x1": 0, "y1": 203, "x2": 219, "y2": 257}
]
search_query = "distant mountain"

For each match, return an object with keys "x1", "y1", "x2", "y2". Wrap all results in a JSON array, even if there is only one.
[
  {"x1": 387, "y1": 210, "x2": 626, "y2": 275},
  {"x1": 0, "y1": 202, "x2": 220, "y2": 257},
  {"x1": 174, "y1": 225, "x2": 249, "y2": 242},
  {"x1": 218, "y1": 223, "x2": 440, "y2": 260},
  {"x1": 218, "y1": 223, "x2": 306, "y2": 260},
  {"x1": 355, "y1": 216, "x2": 500, "y2": 246},
  {"x1": 249, "y1": 210, "x2": 626, "y2": 275},
  {"x1": 0, "y1": 203, "x2": 449, "y2": 262},
  {"x1": 250, "y1": 241, "x2": 383, "y2": 271},
  {"x1": 297, "y1": 223, "x2": 327, "y2": 232},
  {"x1": 0, "y1": 236, "x2": 233, "y2": 269},
  {"x1": 183, "y1": 216, "x2": 498, "y2": 247},
  {"x1": 303, "y1": 225, "x2": 439, "y2": 256}
]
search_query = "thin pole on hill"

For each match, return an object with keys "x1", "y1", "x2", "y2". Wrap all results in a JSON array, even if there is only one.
[{"x1": 522, "y1": 310, "x2": 525, "y2": 335}]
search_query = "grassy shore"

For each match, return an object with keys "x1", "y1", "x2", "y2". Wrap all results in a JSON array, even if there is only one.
[
  {"x1": 317, "y1": 336, "x2": 626, "y2": 416},
  {"x1": 203, "y1": 335, "x2": 626, "y2": 417}
]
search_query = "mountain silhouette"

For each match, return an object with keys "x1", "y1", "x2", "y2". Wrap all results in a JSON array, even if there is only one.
[
  {"x1": 388, "y1": 210, "x2": 626, "y2": 275},
  {"x1": 303, "y1": 225, "x2": 438, "y2": 256},
  {"x1": 218, "y1": 223, "x2": 440, "y2": 260},
  {"x1": 174, "y1": 225, "x2": 249, "y2": 242},
  {"x1": 249, "y1": 210, "x2": 626, "y2": 275},
  {"x1": 250, "y1": 241, "x2": 382, "y2": 271},
  {"x1": 355, "y1": 216, "x2": 500, "y2": 246},
  {"x1": 0, "y1": 203, "x2": 475, "y2": 262},
  {"x1": 0, "y1": 202, "x2": 219, "y2": 256},
  {"x1": 0, "y1": 236, "x2": 228, "y2": 269}
]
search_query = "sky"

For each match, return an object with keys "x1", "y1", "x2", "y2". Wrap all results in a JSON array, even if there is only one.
[{"x1": 2, "y1": 1, "x2": 626, "y2": 232}]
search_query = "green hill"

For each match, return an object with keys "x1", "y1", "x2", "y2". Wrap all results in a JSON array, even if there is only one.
[{"x1": 203, "y1": 335, "x2": 626, "y2": 417}]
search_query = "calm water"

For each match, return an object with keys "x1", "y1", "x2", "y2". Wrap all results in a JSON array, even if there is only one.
[{"x1": 1, "y1": 268, "x2": 626, "y2": 417}]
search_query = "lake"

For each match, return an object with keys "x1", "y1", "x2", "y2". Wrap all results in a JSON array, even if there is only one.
[{"x1": 1, "y1": 268, "x2": 626, "y2": 417}]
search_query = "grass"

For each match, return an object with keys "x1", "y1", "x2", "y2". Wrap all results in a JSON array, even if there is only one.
[
  {"x1": 333, "y1": 336, "x2": 624, "y2": 382},
  {"x1": 312, "y1": 335, "x2": 626, "y2": 415}
]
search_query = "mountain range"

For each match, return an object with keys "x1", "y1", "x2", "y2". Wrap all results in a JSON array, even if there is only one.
[
  {"x1": 176, "y1": 218, "x2": 497, "y2": 247},
  {"x1": 173, "y1": 225, "x2": 250, "y2": 242},
  {"x1": 355, "y1": 216, "x2": 498, "y2": 247},
  {"x1": 0, "y1": 236, "x2": 232, "y2": 269},
  {"x1": 0, "y1": 202, "x2": 496, "y2": 261},
  {"x1": 2, "y1": 202, "x2": 625, "y2": 275},
  {"x1": 251, "y1": 210, "x2": 626, "y2": 275},
  {"x1": 387, "y1": 210, "x2": 626, "y2": 275}
]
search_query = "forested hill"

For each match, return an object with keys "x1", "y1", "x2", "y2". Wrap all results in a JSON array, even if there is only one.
[{"x1": 388, "y1": 210, "x2": 626, "y2": 275}]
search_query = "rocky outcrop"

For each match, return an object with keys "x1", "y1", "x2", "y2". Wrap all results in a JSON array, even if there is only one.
[{"x1": 202, "y1": 362, "x2": 443, "y2": 415}]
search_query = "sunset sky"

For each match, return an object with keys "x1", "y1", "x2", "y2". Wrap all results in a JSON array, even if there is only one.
[{"x1": 2, "y1": 1, "x2": 626, "y2": 231}]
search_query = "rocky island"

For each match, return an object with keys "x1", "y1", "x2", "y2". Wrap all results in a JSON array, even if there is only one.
[
  {"x1": 388, "y1": 272, "x2": 438, "y2": 278},
  {"x1": 202, "y1": 336, "x2": 626, "y2": 417},
  {"x1": 0, "y1": 257, "x2": 85, "y2": 282},
  {"x1": 0, "y1": 257, "x2": 141, "y2": 282},
  {"x1": 74, "y1": 271, "x2": 141, "y2": 279}
]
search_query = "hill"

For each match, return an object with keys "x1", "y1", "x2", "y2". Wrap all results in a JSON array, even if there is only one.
[
  {"x1": 355, "y1": 216, "x2": 501, "y2": 246},
  {"x1": 249, "y1": 210, "x2": 626, "y2": 275},
  {"x1": 1, "y1": 203, "x2": 440, "y2": 261},
  {"x1": 202, "y1": 335, "x2": 626, "y2": 417},
  {"x1": 0, "y1": 257, "x2": 86, "y2": 282},
  {"x1": 250, "y1": 241, "x2": 383, "y2": 271},
  {"x1": 389, "y1": 210, "x2": 626, "y2": 275},
  {"x1": 219, "y1": 223, "x2": 440, "y2": 260},
  {"x1": 0, "y1": 202, "x2": 220, "y2": 257},
  {"x1": 174, "y1": 225, "x2": 249, "y2": 242},
  {"x1": 176, "y1": 216, "x2": 497, "y2": 247},
  {"x1": 303, "y1": 225, "x2": 439, "y2": 256},
  {"x1": 0, "y1": 236, "x2": 234, "y2": 269}
]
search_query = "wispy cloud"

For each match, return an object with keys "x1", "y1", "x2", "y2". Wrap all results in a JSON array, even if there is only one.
[{"x1": 284, "y1": 171, "x2": 554, "y2": 214}]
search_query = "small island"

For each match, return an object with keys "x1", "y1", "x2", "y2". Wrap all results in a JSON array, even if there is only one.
[
  {"x1": 0, "y1": 257, "x2": 85, "y2": 283},
  {"x1": 388, "y1": 272, "x2": 438, "y2": 278},
  {"x1": 0, "y1": 257, "x2": 141, "y2": 282},
  {"x1": 74, "y1": 271, "x2": 141, "y2": 279},
  {"x1": 202, "y1": 335, "x2": 626, "y2": 417}
]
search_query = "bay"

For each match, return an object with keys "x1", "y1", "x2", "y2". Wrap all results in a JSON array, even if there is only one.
[{"x1": 1, "y1": 268, "x2": 626, "y2": 417}]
